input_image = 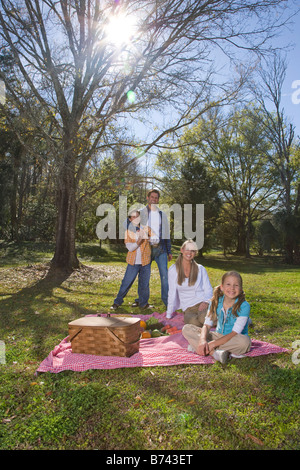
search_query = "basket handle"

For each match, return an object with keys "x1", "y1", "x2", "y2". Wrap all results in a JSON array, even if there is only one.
[
  {"x1": 68, "y1": 328, "x2": 82, "y2": 342},
  {"x1": 105, "y1": 327, "x2": 125, "y2": 345},
  {"x1": 105, "y1": 328, "x2": 139, "y2": 346}
]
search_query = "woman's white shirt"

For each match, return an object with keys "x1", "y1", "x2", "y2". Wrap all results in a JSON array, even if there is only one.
[{"x1": 166, "y1": 263, "x2": 213, "y2": 317}]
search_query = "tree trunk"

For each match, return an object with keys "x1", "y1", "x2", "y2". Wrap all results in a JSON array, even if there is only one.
[
  {"x1": 235, "y1": 221, "x2": 247, "y2": 255},
  {"x1": 51, "y1": 155, "x2": 80, "y2": 271},
  {"x1": 245, "y1": 204, "x2": 252, "y2": 258},
  {"x1": 235, "y1": 236, "x2": 247, "y2": 255},
  {"x1": 283, "y1": 220, "x2": 295, "y2": 265},
  {"x1": 10, "y1": 146, "x2": 22, "y2": 241}
]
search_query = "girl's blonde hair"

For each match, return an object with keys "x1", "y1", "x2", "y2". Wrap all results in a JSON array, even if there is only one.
[
  {"x1": 208, "y1": 271, "x2": 245, "y2": 322},
  {"x1": 175, "y1": 239, "x2": 199, "y2": 286}
]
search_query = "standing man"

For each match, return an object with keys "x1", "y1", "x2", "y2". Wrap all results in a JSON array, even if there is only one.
[{"x1": 135, "y1": 189, "x2": 172, "y2": 309}]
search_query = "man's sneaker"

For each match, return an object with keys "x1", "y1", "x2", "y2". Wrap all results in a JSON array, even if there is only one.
[
  {"x1": 110, "y1": 303, "x2": 119, "y2": 310},
  {"x1": 131, "y1": 301, "x2": 139, "y2": 307},
  {"x1": 140, "y1": 303, "x2": 154, "y2": 310},
  {"x1": 212, "y1": 349, "x2": 230, "y2": 364}
]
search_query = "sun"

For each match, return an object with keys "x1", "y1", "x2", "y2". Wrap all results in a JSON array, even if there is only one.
[{"x1": 105, "y1": 13, "x2": 137, "y2": 46}]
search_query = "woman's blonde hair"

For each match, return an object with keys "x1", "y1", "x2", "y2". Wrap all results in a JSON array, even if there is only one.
[
  {"x1": 175, "y1": 239, "x2": 199, "y2": 286},
  {"x1": 208, "y1": 271, "x2": 245, "y2": 322}
]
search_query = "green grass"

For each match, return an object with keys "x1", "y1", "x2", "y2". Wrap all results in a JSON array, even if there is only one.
[{"x1": 0, "y1": 241, "x2": 299, "y2": 450}]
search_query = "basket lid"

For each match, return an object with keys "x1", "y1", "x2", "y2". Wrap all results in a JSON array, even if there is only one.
[{"x1": 68, "y1": 316, "x2": 141, "y2": 328}]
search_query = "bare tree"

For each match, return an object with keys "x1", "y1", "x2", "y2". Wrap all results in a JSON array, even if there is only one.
[
  {"x1": 0, "y1": 0, "x2": 294, "y2": 270},
  {"x1": 249, "y1": 53, "x2": 300, "y2": 262}
]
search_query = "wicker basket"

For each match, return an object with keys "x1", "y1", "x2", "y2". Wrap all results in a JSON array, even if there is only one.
[{"x1": 68, "y1": 315, "x2": 141, "y2": 357}]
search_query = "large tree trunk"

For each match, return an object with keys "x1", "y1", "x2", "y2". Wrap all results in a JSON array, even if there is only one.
[
  {"x1": 235, "y1": 233, "x2": 247, "y2": 256},
  {"x1": 235, "y1": 217, "x2": 247, "y2": 256},
  {"x1": 51, "y1": 153, "x2": 80, "y2": 271}
]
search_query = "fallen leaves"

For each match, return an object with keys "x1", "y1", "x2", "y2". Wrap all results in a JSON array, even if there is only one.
[
  {"x1": 0, "y1": 263, "x2": 124, "y2": 291},
  {"x1": 245, "y1": 434, "x2": 264, "y2": 446},
  {"x1": 133, "y1": 395, "x2": 143, "y2": 408},
  {"x1": 2, "y1": 416, "x2": 16, "y2": 423}
]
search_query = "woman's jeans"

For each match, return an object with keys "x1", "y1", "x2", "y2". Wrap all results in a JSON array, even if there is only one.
[{"x1": 114, "y1": 263, "x2": 151, "y2": 307}]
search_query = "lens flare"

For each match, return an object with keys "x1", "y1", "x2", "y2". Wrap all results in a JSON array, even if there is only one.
[{"x1": 127, "y1": 90, "x2": 136, "y2": 103}]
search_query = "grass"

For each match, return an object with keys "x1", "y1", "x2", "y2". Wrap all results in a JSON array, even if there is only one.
[{"x1": 0, "y1": 241, "x2": 299, "y2": 450}]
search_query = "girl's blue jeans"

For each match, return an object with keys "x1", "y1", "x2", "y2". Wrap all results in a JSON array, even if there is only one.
[{"x1": 114, "y1": 263, "x2": 151, "y2": 307}]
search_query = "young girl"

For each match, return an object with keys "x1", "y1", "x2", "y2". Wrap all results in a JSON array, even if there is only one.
[
  {"x1": 182, "y1": 271, "x2": 251, "y2": 364},
  {"x1": 111, "y1": 210, "x2": 153, "y2": 310}
]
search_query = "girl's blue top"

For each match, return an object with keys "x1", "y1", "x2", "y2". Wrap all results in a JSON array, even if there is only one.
[{"x1": 214, "y1": 296, "x2": 250, "y2": 336}]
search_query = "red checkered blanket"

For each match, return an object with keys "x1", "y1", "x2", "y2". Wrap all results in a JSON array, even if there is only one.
[{"x1": 36, "y1": 312, "x2": 289, "y2": 374}]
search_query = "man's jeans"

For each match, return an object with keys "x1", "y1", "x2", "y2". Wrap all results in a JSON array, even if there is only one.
[
  {"x1": 114, "y1": 263, "x2": 151, "y2": 307},
  {"x1": 151, "y1": 246, "x2": 168, "y2": 307}
]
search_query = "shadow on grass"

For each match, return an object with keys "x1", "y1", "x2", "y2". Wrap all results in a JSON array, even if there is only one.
[
  {"x1": 0, "y1": 265, "x2": 99, "y2": 360},
  {"x1": 0, "y1": 242, "x2": 298, "y2": 363},
  {"x1": 0, "y1": 273, "x2": 297, "y2": 449},
  {"x1": 60, "y1": 353, "x2": 297, "y2": 450},
  {"x1": 198, "y1": 252, "x2": 299, "y2": 274},
  {"x1": 0, "y1": 240, "x2": 128, "y2": 266}
]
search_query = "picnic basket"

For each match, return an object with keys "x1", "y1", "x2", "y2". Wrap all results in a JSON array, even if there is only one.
[{"x1": 68, "y1": 315, "x2": 141, "y2": 357}]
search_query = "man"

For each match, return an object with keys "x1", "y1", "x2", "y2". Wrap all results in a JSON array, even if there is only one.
[{"x1": 134, "y1": 189, "x2": 172, "y2": 309}]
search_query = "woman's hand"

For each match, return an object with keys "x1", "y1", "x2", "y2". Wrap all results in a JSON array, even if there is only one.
[{"x1": 198, "y1": 302, "x2": 209, "y2": 312}]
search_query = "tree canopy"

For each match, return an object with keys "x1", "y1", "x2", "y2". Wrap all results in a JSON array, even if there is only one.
[{"x1": 0, "y1": 0, "x2": 297, "y2": 268}]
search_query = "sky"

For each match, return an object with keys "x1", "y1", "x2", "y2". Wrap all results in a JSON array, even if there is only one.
[
  {"x1": 280, "y1": 7, "x2": 300, "y2": 136},
  {"x1": 130, "y1": 4, "x2": 300, "y2": 157}
]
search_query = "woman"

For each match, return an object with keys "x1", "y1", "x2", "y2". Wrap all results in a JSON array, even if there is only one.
[{"x1": 166, "y1": 239, "x2": 213, "y2": 326}]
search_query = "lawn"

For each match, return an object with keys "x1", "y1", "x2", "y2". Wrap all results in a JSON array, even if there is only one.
[{"x1": 0, "y1": 241, "x2": 299, "y2": 451}]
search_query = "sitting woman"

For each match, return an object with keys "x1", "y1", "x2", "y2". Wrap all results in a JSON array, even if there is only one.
[{"x1": 166, "y1": 239, "x2": 214, "y2": 326}]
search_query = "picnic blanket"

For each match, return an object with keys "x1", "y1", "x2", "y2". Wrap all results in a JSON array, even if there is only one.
[{"x1": 36, "y1": 312, "x2": 289, "y2": 374}]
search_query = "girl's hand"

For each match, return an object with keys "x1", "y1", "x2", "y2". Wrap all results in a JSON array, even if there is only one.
[
  {"x1": 136, "y1": 233, "x2": 143, "y2": 245},
  {"x1": 139, "y1": 228, "x2": 148, "y2": 240},
  {"x1": 197, "y1": 341, "x2": 210, "y2": 356},
  {"x1": 207, "y1": 340, "x2": 217, "y2": 353}
]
